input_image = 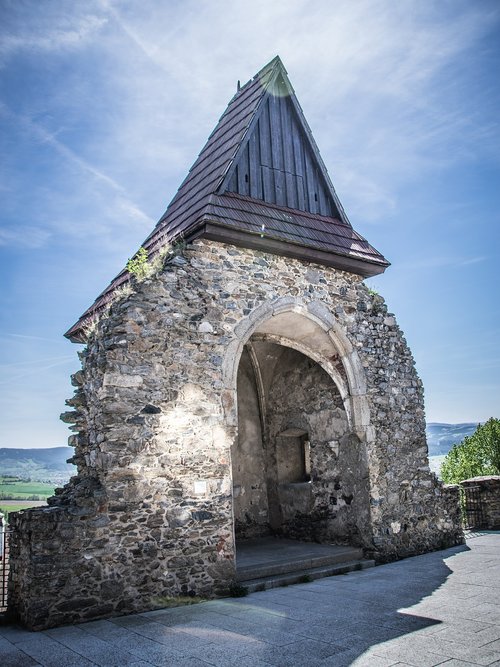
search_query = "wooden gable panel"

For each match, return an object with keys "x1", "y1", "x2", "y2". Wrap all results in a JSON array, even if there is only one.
[{"x1": 226, "y1": 90, "x2": 336, "y2": 218}]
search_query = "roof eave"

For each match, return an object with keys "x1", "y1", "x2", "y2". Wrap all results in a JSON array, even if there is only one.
[
  {"x1": 196, "y1": 221, "x2": 389, "y2": 277},
  {"x1": 64, "y1": 218, "x2": 389, "y2": 343}
]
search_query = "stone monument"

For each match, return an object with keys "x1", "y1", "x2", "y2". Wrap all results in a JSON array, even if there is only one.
[{"x1": 8, "y1": 57, "x2": 463, "y2": 630}]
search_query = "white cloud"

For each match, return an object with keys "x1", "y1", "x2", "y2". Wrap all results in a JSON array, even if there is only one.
[
  {"x1": 0, "y1": 0, "x2": 498, "y2": 441},
  {"x1": 401, "y1": 255, "x2": 487, "y2": 271},
  {"x1": 0, "y1": 12, "x2": 107, "y2": 65},
  {"x1": 80, "y1": 0, "x2": 499, "y2": 226},
  {"x1": 2, "y1": 334, "x2": 63, "y2": 343},
  {"x1": 1, "y1": 0, "x2": 498, "y2": 251},
  {"x1": 0, "y1": 100, "x2": 155, "y2": 249},
  {"x1": 332, "y1": 166, "x2": 397, "y2": 221},
  {"x1": 0, "y1": 225, "x2": 51, "y2": 249}
]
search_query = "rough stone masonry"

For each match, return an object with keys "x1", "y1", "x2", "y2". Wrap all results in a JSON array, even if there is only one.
[
  {"x1": 7, "y1": 56, "x2": 464, "y2": 630},
  {"x1": 8, "y1": 240, "x2": 463, "y2": 629}
]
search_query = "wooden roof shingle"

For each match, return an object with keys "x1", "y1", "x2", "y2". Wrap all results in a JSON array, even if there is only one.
[{"x1": 66, "y1": 57, "x2": 389, "y2": 341}]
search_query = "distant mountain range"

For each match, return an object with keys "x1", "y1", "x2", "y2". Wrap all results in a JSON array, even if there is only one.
[
  {"x1": 0, "y1": 447, "x2": 75, "y2": 483},
  {"x1": 0, "y1": 424, "x2": 478, "y2": 484},
  {"x1": 426, "y1": 422, "x2": 478, "y2": 457}
]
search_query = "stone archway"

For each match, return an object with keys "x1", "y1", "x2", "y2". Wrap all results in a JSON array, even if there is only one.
[{"x1": 223, "y1": 298, "x2": 374, "y2": 550}]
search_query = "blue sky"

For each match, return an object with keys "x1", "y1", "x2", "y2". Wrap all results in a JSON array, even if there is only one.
[{"x1": 1, "y1": 0, "x2": 499, "y2": 449}]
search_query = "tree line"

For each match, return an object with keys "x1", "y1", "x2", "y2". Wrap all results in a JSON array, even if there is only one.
[{"x1": 440, "y1": 418, "x2": 500, "y2": 484}]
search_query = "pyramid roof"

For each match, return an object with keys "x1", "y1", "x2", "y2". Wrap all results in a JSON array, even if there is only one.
[{"x1": 66, "y1": 57, "x2": 389, "y2": 341}]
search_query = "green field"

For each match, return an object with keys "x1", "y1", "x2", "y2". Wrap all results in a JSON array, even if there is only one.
[
  {"x1": 0, "y1": 502, "x2": 47, "y2": 521},
  {"x1": 0, "y1": 477, "x2": 55, "y2": 500}
]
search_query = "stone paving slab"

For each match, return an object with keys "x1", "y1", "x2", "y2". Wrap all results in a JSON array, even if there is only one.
[{"x1": 1, "y1": 532, "x2": 500, "y2": 666}]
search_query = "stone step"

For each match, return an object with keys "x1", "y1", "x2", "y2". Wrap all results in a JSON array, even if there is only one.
[
  {"x1": 238, "y1": 558, "x2": 375, "y2": 593},
  {"x1": 236, "y1": 545, "x2": 364, "y2": 581}
]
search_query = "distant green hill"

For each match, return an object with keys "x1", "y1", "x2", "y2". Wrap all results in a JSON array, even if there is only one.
[
  {"x1": 0, "y1": 447, "x2": 75, "y2": 484},
  {"x1": 426, "y1": 423, "x2": 478, "y2": 457},
  {"x1": 0, "y1": 426, "x2": 478, "y2": 485}
]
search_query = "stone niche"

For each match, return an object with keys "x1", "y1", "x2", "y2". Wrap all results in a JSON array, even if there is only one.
[
  {"x1": 8, "y1": 239, "x2": 464, "y2": 629},
  {"x1": 233, "y1": 342, "x2": 369, "y2": 546}
]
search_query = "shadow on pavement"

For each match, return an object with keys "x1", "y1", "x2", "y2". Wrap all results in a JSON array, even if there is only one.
[{"x1": 0, "y1": 542, "x2": 478, "y2": 667}]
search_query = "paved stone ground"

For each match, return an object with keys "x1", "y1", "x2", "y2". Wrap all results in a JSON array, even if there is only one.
[{"x1": 1, "y1": 532, "x2": 499, "y2": 667}]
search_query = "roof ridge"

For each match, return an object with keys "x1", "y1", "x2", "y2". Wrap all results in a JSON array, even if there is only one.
[
  {"x1": 235, "y1": 55, "x2": 284, "y2": 95},
  {"x1": 65, "y1": 57, "x2": 389, "y2": 341}
]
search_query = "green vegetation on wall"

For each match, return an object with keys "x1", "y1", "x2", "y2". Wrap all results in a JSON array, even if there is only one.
[{"x1": 126, "y1": 246, "x2": 150, "y2": 280}]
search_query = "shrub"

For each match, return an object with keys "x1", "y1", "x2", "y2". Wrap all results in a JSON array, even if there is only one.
[
  {"x1": 126, "y1": 247, "x2": 150, "y2": 281},
  {"x1": 441, "y1": 418, "x2": 500, "y2": 484}
]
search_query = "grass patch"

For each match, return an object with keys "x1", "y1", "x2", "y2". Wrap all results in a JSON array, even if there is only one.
[
  {"x1": 0, "y1": 501, "x2": 46, "y2": 521},
  {"x1": 0, "y1": 478, "x2": 55, "y2": 500}
]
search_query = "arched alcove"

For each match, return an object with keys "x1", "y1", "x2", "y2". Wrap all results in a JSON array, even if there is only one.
[
  {"x1": 224, "y1": 298, "x2": 373, "y2": 550},
  {"x1": 223, "y1": 299, "x2": 372, "y2": 435}
]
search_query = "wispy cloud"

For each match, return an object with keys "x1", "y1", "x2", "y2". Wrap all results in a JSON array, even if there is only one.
[
  {"x1": 459, "y1": 256, "x2": 487, "y2": 267},
  {"x1": 0, "y1": 355, "x2": 73, "y2": 370},
  {"x1": 0, "y1": 12, "x2": 107, "y2": 66},
  {"x1": 11, "y1": 105, "x2": 151, "y2": 214},
  {"x1": 0, "y1": 357, "x2": 74, "y2": 386},
  {"x1": 0, "y1": 100, "x2": 155, "y2": 248},
  {"x1": 332, "y1": 167, "x2": 397, "y2": 221},
  {"x1": 401, "y1": 256, "x2": 487, "y2": 271},
  {"x1": 96, "y1": 0, "x2": 189, "y2": 74},
  {"x1": 83, "y1": 0, "x2": 500, "y2": 225},
  {"x1": 3, "y1": 333, "x2": 64, "y2": 343},
  {"x1": 0, "y1": 0, "x2": 498, "y2": 441},
  {"x1": 0, "y1": 225, "x2": 52, "y2": 249}
]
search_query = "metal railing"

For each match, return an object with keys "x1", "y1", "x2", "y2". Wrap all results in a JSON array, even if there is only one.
[
  {"x1": 0, "y1": 524, "x2": 12, "y2": 614},
  {"x1": 461, "y1": 485, "x2": 486, "y2": 529}
]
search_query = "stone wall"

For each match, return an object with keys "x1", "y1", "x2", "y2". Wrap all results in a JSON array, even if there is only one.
[
  {"x1": 263, "y1": 345, "x2": 370, "y2": 545},
  {"x1": 8, "y1": 239, "x2": 463, "y2": 629},
  {"x1": 233, "y1": 347, "x2": 268, "y2": 538},
  {"x1": 461, "y1": 476, "x2": 500, "y2": 529}
]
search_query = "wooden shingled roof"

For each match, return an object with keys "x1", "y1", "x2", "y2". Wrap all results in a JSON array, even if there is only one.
[{"x1": 66, "y1": 56, "x2": 389, "y2": 341}]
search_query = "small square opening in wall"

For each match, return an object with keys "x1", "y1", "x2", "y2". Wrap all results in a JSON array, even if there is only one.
[{"x1": 276, "y1": 428, "x2": 310, "y2": 484}]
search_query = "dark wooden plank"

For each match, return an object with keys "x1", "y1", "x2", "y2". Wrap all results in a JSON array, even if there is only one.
[
  {"x1": 285, "y1": 172, "x2": 297, "y2": 210},
  {"x1": 274, "y1": 168, "x2": 286, "y2": 207},
  {"x1": 261, "y1": 165, "x2": 273, "y2": 203},
  {"x1": 295, "y1": 173, "x2": 305, "y2": 210},
  {"x1": 303, "y1": 146, "x2": 317, "y2": 213},
  {"x1": 248, "y1": 128, "x2": 261, "y2": 199},
  {"x1": 237, "y1": 144, "x2": 249, "y2": 195},
  {"x1": 317, "y1": 174, "x2": 329, "y2": 216},
  {"x1": 291, "y1": 118, "x2": 304, "y2": 176},
  {"x1": 291, "y1": 116, "x2": 306, "y2": 210},
  {"x1": 281, "y1": 96, "x2": 294, "y2": 174},
  {"x1": 228, "y1": 170, "x2": 238, "y2": 192},
  {"x1": 259, "y1": 98, "x2": 272, "y2": 168},
  {"x1": 280, "y1": 95, "x2": 296, "y2": 208},
  {"x1": 269, "y1": 94, "x2": 283, "y2": 171}
]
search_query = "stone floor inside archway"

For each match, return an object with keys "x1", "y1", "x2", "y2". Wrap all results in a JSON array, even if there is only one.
[{"x1": 235, "y1": 537, "x2": 373, "y2": 592}]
